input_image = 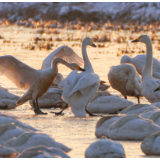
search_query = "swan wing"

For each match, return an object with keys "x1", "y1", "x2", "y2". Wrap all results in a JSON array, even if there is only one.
[
  {"x1": 41, "y1": 45, "x2": 84, "y2": 70},
  {"x1": 68, "y1": 73, "x2": 99, "y2": 97},
  {"x1": 0, "y1": 55, "x2": 39, "y2": 89}
]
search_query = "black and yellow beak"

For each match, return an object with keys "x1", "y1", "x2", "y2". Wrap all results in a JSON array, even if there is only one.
[
  {"x1": 100, "y1": 80, "x2": 106, "y2": 84},
  {"x1": 76, "y1": 66, "x2": 85, "y2": 72},
  {"x1": 154, "y1": 86, "x2": 160, "y2": 92},
  {"x1": 131, "y1": 36, "x2": 141, "y2": 43},
  {"x1": 91, "y1": 43, "x2": 96, "y2": 47},
  {"x1": 52, "y1": 83, "x2": 57, "y2": 87}
]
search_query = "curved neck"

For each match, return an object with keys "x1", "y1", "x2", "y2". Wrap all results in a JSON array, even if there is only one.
[
  {"x1": 51, "y1": 58, "x2": 72, "y2": 74},
  {"x1": 142, "y1": 40, "x2": 153, "y2": 81},
  {"x1": 82, "y1": 41, "x2": 94, "y2": 72}
]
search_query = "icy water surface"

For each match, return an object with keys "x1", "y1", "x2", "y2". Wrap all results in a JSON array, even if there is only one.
[{"x1": 0, "y1": 25, "x2": 160, "y2": 158}]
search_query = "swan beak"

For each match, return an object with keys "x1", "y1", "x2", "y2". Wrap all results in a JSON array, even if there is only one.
[
  {"x1": 132, "y1": 36, "x2": 141, "y2": 42},
  {"x1": 91, "y1": 44, "x2": 97, "y2": 47},
  {"x1": 131, "y1": 39, "x2": 139, "y2": 42},
  {"x1": 52, "y1": 83, "x2": 57, "y2": 87},
  {"x1": 100, "y1": 80, "x2": 106, "y2": 84},
  {"x1": 78, "y1": 67, "x2": 85, "y2": 72},
  {"x1": 154, "y1": 86, "x2": 160, "y2": 92}
]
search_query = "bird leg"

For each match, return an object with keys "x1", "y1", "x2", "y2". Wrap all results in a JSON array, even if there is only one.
[
  {"x1": 0, "y1": 105, "x2": 8, "y2": 109},
  {"x1": 50, "y1": 104, "x2": 69, "y2": 116},
  {"x1": 85, "y1": 107, "x2": 102, "y2": 117},
  {"x1": 33, "y1": 101, "x2": 38, "y2": 114},
  {"x1": 35, "y1": 99, "x2": 47, "y2": 115},
  {"x1": 137, "y1": 95, "x2": 140, "y2": 104},
  {"x1": 124, "y1": 95, "x2": 127, "y2": 99}
]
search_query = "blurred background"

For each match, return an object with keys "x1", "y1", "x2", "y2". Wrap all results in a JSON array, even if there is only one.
[{"x1": 0, "y1": 2, "x2": 160, "y2": 24}]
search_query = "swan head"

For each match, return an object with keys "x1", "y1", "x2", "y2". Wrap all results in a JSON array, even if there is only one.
[
  {"x1": 131, "y1": 35, "x2": 151, "y2": 43},
  {"x1": 120, "y1": 55, "x2": 132, "y2": 64},
  {"x1": 83, "y1": 37, "x2": 96, "y2": 47},
  {"x1": 69, "y1": 63, "x2": 85, "y2": 71}
]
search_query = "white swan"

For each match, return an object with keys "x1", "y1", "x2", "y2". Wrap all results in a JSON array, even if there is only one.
[
  {"x1": 107, "y1": 114, "x2": 160, "y2": 140},
  {"x1": 141, "y1": 131, "x2": 160, "y2": 155},
  {"x1": 4, "y1": 131, "x2": 71, "y2": 153},
  {"x1": 0, "y1": 115, "x2": 37, "y2": 131},
  {"x1": 0, "y1": 145, "x2": 18, "y2": 158},
  {"x1": 18, "y1": 146, "x2": 70, "y2": 158},
  {"x1": 87, "y1": 95, "x2": 134, "y2": 114},
  {"x1": 132, "y1": 35, "x2": 160, "y2": 103},
  {"x1": 0, "y1": 87, "x2": 19, "y2": 109},
  {"x1": 41, "y1": 45, "x2": 84, "y2": 85},
  {"x1": 119, "y1": 104, "x2": 159, "y2": 116},
  {"x1": 121, "y1": 54, "x2": 160, "y2": 79},
  {"x1": 95, "y1": 115, "x2": 123, "y2": 138},
  {"x1": 61, "y1": 37, "x2": 99, "y2": 117},
  {"x1": 108, "y1": 63, "x2": 142, "y2": 103},
  {"x1": 0, "y1": 55, "x2": 84, "y2": 114},
  {"x1": 85, "y1": 138, "x2": 126, "y2": 158}
]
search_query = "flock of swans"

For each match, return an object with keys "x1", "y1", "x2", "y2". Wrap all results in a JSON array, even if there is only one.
[
  {"x1": 0, "y1": 34, "x2": 160, "y2": 116},
  {"x1": 2, "y1": 34, "x2": 160, "y2": 157}
]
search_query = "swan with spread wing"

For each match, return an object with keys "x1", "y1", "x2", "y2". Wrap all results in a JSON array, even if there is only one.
[{"x1": 0, "y1": 56, "x2": 85, "y2": 114}]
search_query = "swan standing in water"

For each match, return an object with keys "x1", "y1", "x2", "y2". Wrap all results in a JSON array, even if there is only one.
[
  {"x1": 41, "y1": 45, "x2": 84, "y2": 85},
  {"x1": 121, "y1": 54, "x2": 160, "y2": 79},
  {"x1": 61, "y1": 37, "x2": 99, "y2": 117},
  {"x1": 108, "y1": 63, "x2": 142, "y2": 103},
  {"x1": 0, "y1": 55, "x2": 85, "y2": 114},
  {"x1": 132, "y1": 35, "x2": 160, "y2": 103}
]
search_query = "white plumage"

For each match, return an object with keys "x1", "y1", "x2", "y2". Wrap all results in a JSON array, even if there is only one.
[
  {"x1": 41, "y1": 45, "x2": 84, "y2": 85},
  {"x1": 0, "y1": 87, "x2": 19, "y2": 109},
  {"x1": 61, "y1": 37, "x2": 99, "y2": 117},
  {"x1": 132, "y1": 35, "x2": 160, "y2": 103},
  {"x1": 121, "y1": 54, "x2": 160, "y2": 79}
]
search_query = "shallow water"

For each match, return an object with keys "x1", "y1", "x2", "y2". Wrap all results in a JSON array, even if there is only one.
[{"x1": 0, "y1": 25, "x2": 160, "y2": 158}]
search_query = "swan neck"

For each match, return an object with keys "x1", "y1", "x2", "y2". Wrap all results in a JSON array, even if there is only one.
[
  {"x1": 52, "y1": 58, "x2": 70, "y2": 74},
  {"x1": 82, "y1": 41, "x2": 94, "y2": 72},
  {"x1": 142, "y1": 40, "x2": 153, "y2": 81}
]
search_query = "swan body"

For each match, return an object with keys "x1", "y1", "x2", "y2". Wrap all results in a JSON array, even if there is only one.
[
  {"x1": 140, "y1": 109, "x2": 160, "y2": 119},
  {"x1": 0, "y1": 87, "x2": 19, "y2": 109},
  {"x1": 29, "y1": 87, "x2": 67, "y2": 109},
  {"x1": 121, "y1": 54, "x2": 160, "y2": 79},
  {"x1": 87, "y1": 95, "x2": 134, "y2": 114},
  {"x1": 148, "y1": 111, "x2": 160, "y2": 126},
  {"x1": 119, "y1": 104, "x2": 159, "y2": 116},
  {"x1": 41, "y1": 45, "x2": 83, "y2": 85},
  {"x1": 0, "y1": 123, "x2": 32, "y2": 145},
  {"x1": 4, "y1": 131, "x2": 71, "y2": 153},
  {"x1": 18, "y1": 146, "x2": 70, "y2": 158},
  {"x1": 95, "y1": 115, "x2": 123, "y2": 138},
  {"x1": 132, "y1": 35, "x2": 160, "y2": 103},
  {"x1": 0, "y1": 55, "x2": 84, "y2": 114},
  {"x1": 61, "y1": 37, "x2": 99, "y2": 117},
  {"x1": 85, "y1": 138, "x2": 126, "y2": 158},
  {"x1": 0, "y1": 145, "x2": 18, "y2": 158},
  {"x1": 141, "y1": 131, "x2": 160, "y2": 155},
  {"x1": 0, "y1": 115, "x2": 37, "y2": 131},
  {"x1": 107, "y1": 115, "x2": 160, "y2": 140},
  {"x1": 108, "y1": 63, "x2": 142, "y2": 103}
]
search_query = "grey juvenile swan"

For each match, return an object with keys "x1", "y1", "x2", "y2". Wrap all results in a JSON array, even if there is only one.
[{"x1": 0, "y1": 55, "x2": 85, "y2": 114}]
